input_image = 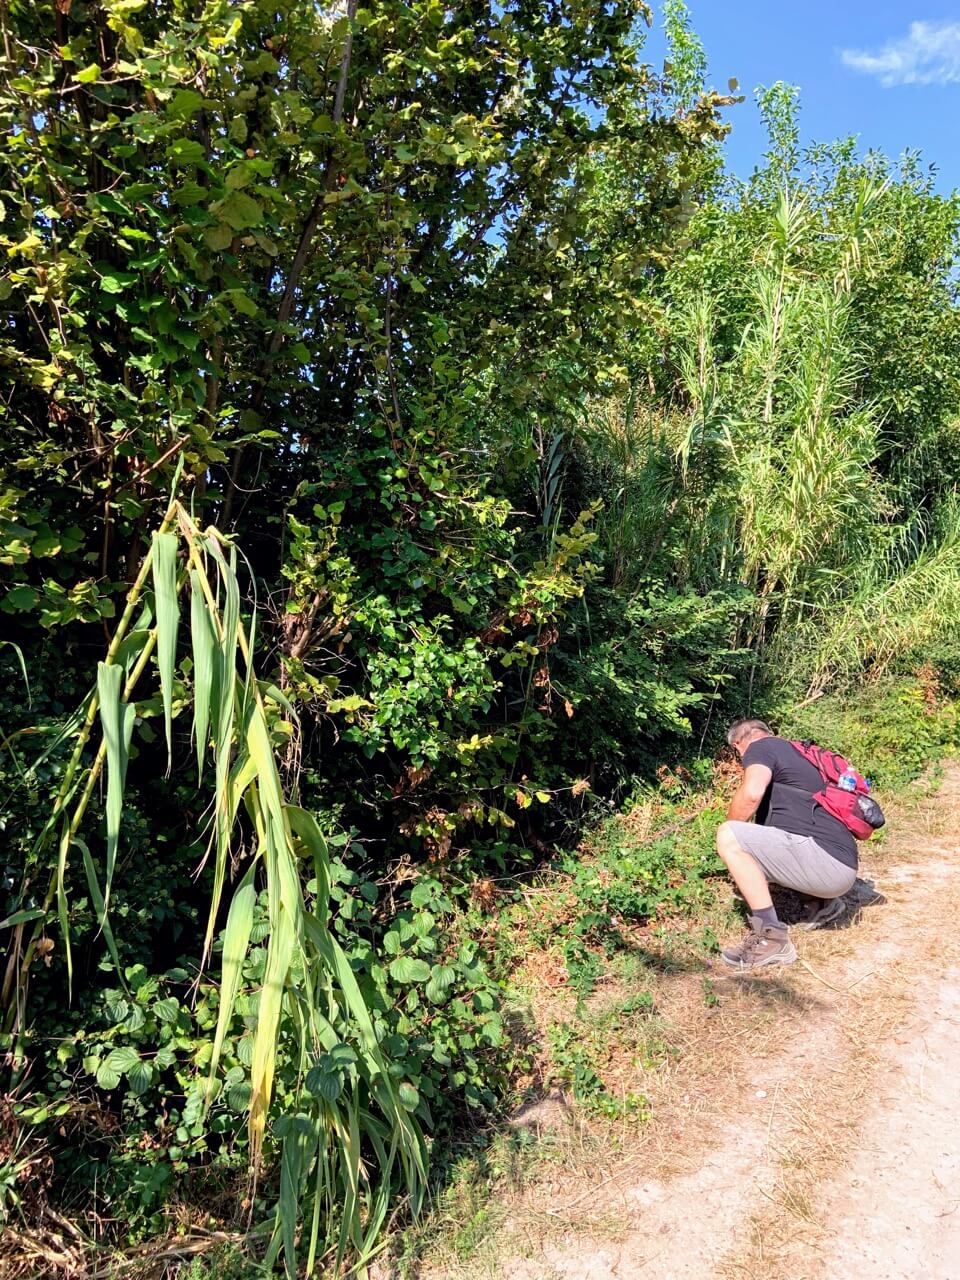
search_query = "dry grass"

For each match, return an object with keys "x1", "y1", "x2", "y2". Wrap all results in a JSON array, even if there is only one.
[{"x1": 0, "y1": 1226, "x2": 245, "y2": 1280}]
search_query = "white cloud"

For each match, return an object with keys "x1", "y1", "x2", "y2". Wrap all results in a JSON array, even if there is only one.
[{"x1": 841, "y1": 20, "x2": 960, "y2": 87}]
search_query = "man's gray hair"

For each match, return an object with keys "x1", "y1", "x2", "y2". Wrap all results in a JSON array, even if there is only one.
[{"x1": 726, "y1": 717, "x2": 773, "y2": 746}]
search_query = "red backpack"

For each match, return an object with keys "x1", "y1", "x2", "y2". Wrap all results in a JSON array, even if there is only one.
[{"x1": 789, "y1": 740, "x2": 886, "y2": 841}]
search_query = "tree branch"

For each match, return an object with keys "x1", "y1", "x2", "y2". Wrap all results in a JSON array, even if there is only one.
[{"x1": 222, "y1": 0, "x2": 358, "y2": 525}]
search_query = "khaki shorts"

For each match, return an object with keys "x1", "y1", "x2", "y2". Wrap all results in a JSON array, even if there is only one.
[{"x1": 726, "y1": 821, "x2": 857, "y2": 899}]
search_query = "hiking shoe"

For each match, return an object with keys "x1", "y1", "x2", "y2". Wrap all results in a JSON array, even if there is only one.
[
  {"x1": 797, "y1": 897, "x2": 846, "y2": 931},
  {"x1": 721, "y1": 925, "x2": 797, "y2": 970}
]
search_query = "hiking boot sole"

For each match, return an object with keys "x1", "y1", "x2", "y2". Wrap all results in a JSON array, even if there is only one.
[
  {"x1": 797, "y1": 898, "x2": 847, "y2": 931},
  {"x1": 720, "y1": 940, "x2": 798, "y2": 970}
]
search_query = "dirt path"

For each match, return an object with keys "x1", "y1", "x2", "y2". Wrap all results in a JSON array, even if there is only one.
[
  {"x1": 423, "y1": 766, "x2": 960, "y2": 1280},
  {"x1": 806, "y1": 971, "x2": 960, "y2": 1279}
]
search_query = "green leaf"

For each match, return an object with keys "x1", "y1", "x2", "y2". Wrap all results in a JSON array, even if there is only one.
[
  {"x1": 425, "y1": 964, "x2": 456, "y2": 1004},
  {"x1": 105, "y1": 991, "x2": 130, "y2": 1023},
  {"x1": 127, "y1": 1060, "x2": 155, "y2": 1094},
  {"x1": 207, "y1": 864, "x2": 256, "y2": 1089},
  {"x1": 0, "y1": 907, "x2": 44, "y2": 930},
  {"x1": 305, "y1": 1064, "x2": 345, "y2": 1101},
  {"x1": 32, "y1": 533, "x2": 62, "y2": 557},
  {"x1": 155, "y1": 1045, "x2": 177, "y2": 1070},
  {"x1": 227, "y1": 1082, "x2": 252, "y2": 1111},
  {"x1": 225, "y1": 163, "x2": 253, "y2": 190},
  {"x1": 388, "y1": 956, "x2": 431, "y2": 984},
  {"x1": 100, "y1": 271, "x2": 138, "y2": 294},
  {"x1": 75, "y1": 63, "x2": 101, "y2": 84},
  {"x1": 410, "y1": 880, "x2": 437, "y2": 908},
  {"x1": 225, "y1": 288, "x2": 259, "y2": 317},
  {"x1": 166, "y1": 138, "x2": 206, "y2": 167},
  {"x1": 202, "y1": 537, "x2": 241, "y2": 965},
  {"x1": 398, "y1": 1082, "x2": 420, "y2": 1111},
  {"x1": 171, "y1": 181, "x2": 207, "y2": 207},
  {"x1": 95, "y1": 1061, "x2": 121, "y2": 1090},
  {"x1": 154, "y1": 996, "x2": 180, "y2": 1023},
  {"x1": 79, "y1": 836, "x2": 123, "y2": 983},
  {"x1": 3, "y1": 585, "x2": 39, "y2": 613},
  {"x1": 168, "y1": 89, "x2": 205, "y2": 120},
  {"x1": 96, "y1": 1046, "x2": 139, "y2": 1089},
  {"x1": 107, "y1": 1046, "x2": 140, "y2": 1072},
  {"x1": 215, "y1": 190, "x2": 264, "y2": 230}
]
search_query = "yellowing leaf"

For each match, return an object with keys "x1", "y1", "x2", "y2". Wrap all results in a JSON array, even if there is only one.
[{"x1": 204, "y1": 223, "x2": 233, "y2": 251}]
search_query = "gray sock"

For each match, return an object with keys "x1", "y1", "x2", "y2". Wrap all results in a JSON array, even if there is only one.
[{"x1": 752, "y1": 905, "x2": 781, "y2": 932}]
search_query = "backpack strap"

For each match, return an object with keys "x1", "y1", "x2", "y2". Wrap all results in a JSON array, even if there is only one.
[{"x1": 789, "y1": 739, "x2": 848, "y2": 785}]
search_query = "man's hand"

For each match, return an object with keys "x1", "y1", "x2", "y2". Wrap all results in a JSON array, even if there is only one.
[{"x1": 727, "y1": 762, "x2": 772, "y2": 822}]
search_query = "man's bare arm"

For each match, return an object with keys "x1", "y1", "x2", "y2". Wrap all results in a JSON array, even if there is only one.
[{"x1": 727, "y1": 762, "x2": 773, "y2": 822}]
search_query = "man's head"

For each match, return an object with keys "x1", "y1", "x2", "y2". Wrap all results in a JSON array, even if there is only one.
[{"x1": 726, "y1": 717, "x2": 773, "y2": 759}]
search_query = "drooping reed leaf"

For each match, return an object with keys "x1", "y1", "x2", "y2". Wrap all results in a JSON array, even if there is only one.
[
  {"x1": 55, "y1": 818, "x2": 74, "y2": 994},
  {"x1": 280, "y1": 1115, "x2": 319, "y2": 1280},
  {"x1": 207, "y1": 861, "x2": 257, "y2": 1090},
  {"x1": 77, "y1": 835, "x2": 123, "y2": 981},
  {"x1": 151, "y1": 532, "x2": 180, "y2": 771},
  {"x1": 0, "y1": 907, "x2": 44, "y2": 930},
  {"x1": 287, "y1": 805, "x2": 331, "y2": 921},
  {"x1": 245, "y1": 709, "x2": 301, "y2": 1155},
  {"x1": 96, "y1": 661, "x2": 136, "y2": 915},
  {"x1": 204, "y1": 535, "x2": 242, "y2": 963},
  {"x1": 189, "y1": 567, "x2": 217, "y2": 783}
]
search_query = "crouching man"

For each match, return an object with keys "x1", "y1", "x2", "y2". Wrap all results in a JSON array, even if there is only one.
[{"x1": 717, "y1": 718, "x2": 858, "y2": 970}]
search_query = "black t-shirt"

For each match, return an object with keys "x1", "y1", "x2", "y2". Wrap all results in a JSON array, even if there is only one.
[{"x1": 742, "y1": 736, "x2": 858, "y2": 868}]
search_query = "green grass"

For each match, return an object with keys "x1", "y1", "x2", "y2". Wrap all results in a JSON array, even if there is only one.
[{"x1": 779, "y1": 673, "x2": 958, "y2": 789}]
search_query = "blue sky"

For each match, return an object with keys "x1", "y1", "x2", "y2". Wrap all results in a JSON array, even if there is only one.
[{"x1": 646, "y1": 4, "x2": 960, "y2": 193}]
